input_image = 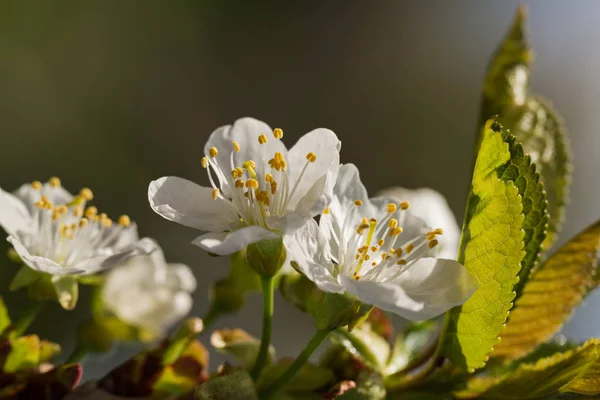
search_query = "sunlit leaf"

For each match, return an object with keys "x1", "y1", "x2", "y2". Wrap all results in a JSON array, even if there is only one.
[
  {"x1": 211, "y1": 328, "x2": 274, "y2": 370},
  {"x1": 3, "y1": 335, "x2": 40, "y2": 373},
  {"x1": 443, "y1": 120, "x2": 526, "y2": 372},
  {"x1": 491, "y1": 221, "x2": 600, "y2": 360},
  {"x1": 0, "y1": 298, "x2": 10, "y2": 336}
]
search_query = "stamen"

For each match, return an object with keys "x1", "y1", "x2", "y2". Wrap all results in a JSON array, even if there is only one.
[
  {"x1": 232, "y1": 141, "x2": 241, "y2": 152},
  {"x1": 273, "y1": 128, "x2": 283, "y2": 139},
  {"x1": 429, "y1": 239, "x2": 439, "y2": 249},
  {"x1": 323, "y1": 207, "x2": 330, "y2": 214},
  {"x1": 235, "y1": 179, "x2": 245, "y2": 188},
  {"x1": 406, "y1": 243, "x2": 415, "y2": 253},
  {"x1": 354, "y1": 219, "x2": 377, "y2": 276},
  {"x1": 354, "y1": 199, "x2": 363, "y2": 206},
  {"x1": 212, "y1": 188, "x2": 220, "y2": 200},
  {"x1": 85, "y1": 206, "x2": 98, "y2": 218},
  {"x1": 265, "y1": 173, "x2": 273, "y2": 183},
  {"x1": 388, "y1": 227, "x2": 403, "y2": 237},
  {"x1": 52, "y1": 206, "x2": 68, "y2": 220},
  {"x1": 268, "y1": 152, "x2": 287, "y2": 171},
  {"x1": 434, "y1": 228, "x2": 444, "y2": 235},
  {"x1": 377, "y1": 239, "x2": 385, "y2": 247},
  {"x1": 118, "y1": 215, "x2": 131, "y2": 227},
  {"x1": 49, "y1": 177, "x2": 61, "y2": 188},
  {"x1": 306, "y1": 152, "x2": 317, "y2": 163},
  {"x1": 73, "y1": 207, "x2": 83, "y2": 217},
  {"x1": 387, "y1": 203, "x2": 397, "y2": 213},
  {"x1": 79, "y1": 188, "x2": 94, "y2": 201},
  {"x1": 31, "y1": 181, "x2": 42, "y2": 190},
  {"x1": 34, "y1": 196, "x2": 52, "y2": 210},
  {"x1": 209, "y1": 147, "x2": 219, "y2": 158},
  {"x1": 270, "y1": 181, "x2": 277, "y2": 195},
  {"x1": 243, "y1": 161, "x2": 258, "y2": 180},
  {"x1": 388, "y1": 218, "x2": 398, "y2": 228},
  {"x1": 258, "y1": 134, "x2": 268, "y2": 144},
  {"x1": 397, "y1": 259, "x2": 407, "y2": 265},
  {"x1": 201, "y1": 157, "x2": 209, "y2": 168},
  {"x1": 246, "y1": 179, "x2": 259, "y2": 189},
  {"x1": 399, "y1": 201, "x2": 410, "y2": 210},
  {"x1": 79, "y1": 218, "x2": 88, "y2": 227}
]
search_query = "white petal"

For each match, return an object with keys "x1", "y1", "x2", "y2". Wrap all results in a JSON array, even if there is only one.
[
  {"x1": 286, "y1": 128, "x2": 341, "y2": 215},
  {"x1": 148, "y1": 176, "x2": 237, "y2": 232},
  {"x1": 192, "y1": 226, "x2": 279, "y2": 255},
  {"x1": 8, "y1": 235, "x2": 84, "y2": 275},
  {"x1": 394, "y1": 258, "x2": 478, "y2": 318},
  {"x1": 73, "y1": 237, "x2": 159, "y2": 275},
  {"x1": 0, "y1": 186, "x2": 32, "y2": 236},
  {"x1": 378, "y1": 187, "x2": 461, "y2": 259},
  {"x1": 166, "y1": 263, "x2": 197, "y2": 292},
  {"x1": 204, "y1": 117, "x2": 288, "y2": 184},
  {"x1": 283, "y1": 219, "x2": 342, "y2": 293},
  {"x1": 339, "y1": 274, "x2": 427, "y2": 320}
]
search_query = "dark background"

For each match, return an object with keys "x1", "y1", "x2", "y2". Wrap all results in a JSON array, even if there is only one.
[{"x1": 1, "y1": 0, "x2": 599, "y2": 378}]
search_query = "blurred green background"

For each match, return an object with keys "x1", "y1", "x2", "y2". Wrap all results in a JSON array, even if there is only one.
[{"x1": 1, "y1": 0, "x2": 599, "y2": 378}]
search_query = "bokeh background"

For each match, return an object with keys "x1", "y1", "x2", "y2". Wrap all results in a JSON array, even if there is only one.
[{"x1": 1, "y1": 0, "x2": 599, "y2": 379}]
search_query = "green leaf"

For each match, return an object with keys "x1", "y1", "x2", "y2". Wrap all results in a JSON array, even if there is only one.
[
  {"x1": 491, "y1": 221, "x2": 600, "y2": 360},
  {"x1": 443, "y1": 119, "x2": 526, "y2": 372},
  {"x1": 39, "y1": 340, "x2": 61, "y2": 363},
  {"x1": 154, "y1": 340, "x2": 209, "y2": 395},
  {"x1": 338, "y1": 370, "x2": 386, "y2": 400},
  {"x1": 0, "y1": 297, "x2": 10, "y2": 335},
  {"x1": 195, "y1": 370, "x2": 258, "y2": 400},
  {"x1": 3, "y1": 335, "x2": 40, "y2": 373},
  {"x1": 257, "y1": 360, "x2": 334, "y2": 393},
  {"x1": 211, "y1": 328, "x2": 275, "y2": 370},
  {"x1": 500, "y1": 96, "x2": 571, "y2": 251},
  {"x1": 331, "y1": 325, "x2": 390, "y2": 372},
  {"x1": 9, "y1": 266, "x2": 42, "y2": 291},
  {"x1": 463, "y1": 339, "x2": 600, "y2": 398}
]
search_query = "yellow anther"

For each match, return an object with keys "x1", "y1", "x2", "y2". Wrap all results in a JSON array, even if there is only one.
[
  {"x1": 388, "y1": 218, "x2": 398, "y2": 229},
  {"x1": 389, "y1": 227, "x2": 403, "y2": 237},
  {"x1": 434, "y1": 228, "x2": 444, "y2": 235},
  {"x1": 232, "y1": 141, "x2": 241, "y2": 152},
  {"x1": 397, "y1": 259, "x2": 408, "y2": 265},
  {"x1": 265, "y1": 173, "x2": 273, "y2": 183},
  {"x1": 429, "y1": 239, "x2": 439, "y2": 249},
  {"x1": 31, "y1": 181, "x2": 42, "y2": 190},
  {"x1": 235, "y1": 179, "x2": 245, "y2": 188},
  {"x1": 306, "y1": 152, "x2": 317, "y2": 163},
  {"x1": 361, "y1": 217, "x2": 369, "y2": 225},
  {"x1": 79, "y1": 188, "x2": 94, "y2": 201},
  {"x1": 246, "y1": 179, "x2": 259, "y2": 189},
  {"x1": 231, "y1": 167, "x2": 244, "y2": 179},
  {"x1": 372, "y1": 262, "x2": 377, "y2": 267},
  {"x1": 258, "y1": 134, "x2": 268, "y2": 144},
  {"x1": 79, "y1": 218, "x2": 89, "y2": 227},
  {"x1": 399, "y1": 201, "x2": 410, "y2": 210},
  {"x1": 268, "y1": 152, "x2": 287, "y2": 171},
  {"x1": 356, "y1": 224, "x2": 369, "y2": 235},
  {"x1": 201, "y1": 157, "x2": 209, "y2": 168},
  {"x1": 212, "y1": 188, "x2": 220, "y2": 200},
  {"x1": 103, "y1": 218, "x2": 113, "y2": 228},
  {"x1": 371, "y1": 246, "x2": 378, "y2": 252},
  {"x1": 73, "y1": 207, "x2": 83, "y2": 217},
  {"x1": 323, "y1": 207, "x2": 330, "y2": 214},
  {"x1": 354, "y1": 275, "x2": 360, "y2": 280},
  {"x1": 117, "y1": 215, "x2": 131, "y2": 227},
  {"x1": 387, "y1": 203, "x2": 397, "y2": 213},
  {"x1": 99, "y1": 213, "x2": 108, "y2": 221},
  {"x1": 52, "y1": 205, "x2": 68, "y2": 220},
  {"x1": 354, "y1": 199, "x2": 363, "y2": 206},
  {"x1": 273, "y1": 128, "x2": 283, "y2": 139},
  {"x1": 427, "y1": 232, "x2": 437, "y2": 241},
  {"x1": 365, "y1": 255, "x2": 371, "y2": 261},
  {"x1": 395, "y1": 248, "x2": 403, "y2": 257},
  {"x1": 270, "y1": 181, "x2": 277, "y2": 195},
  {"x1": 60, "y1": 225, "x2": 73, "y2": 239},
  {"x1": 406, "y1": 243, "x2": 414, "y2": 253},
  {"x1": 49, "y1": 177, "x2": 61, "y2": 188},
  {"x1": 209, "y1": 147, "x2": 219, "y2": 158},
  {"x1": 243, "y1": 160, "x2": 257, "y2": 170},
  {"x1": 85, "y1": 206, "x2": 98, "y2": 218},
  {"x1": 377, "y1": 239, "x2": 385, "y2": 247},
  {"x1": 34, "y1": 195, "x2": 53, "y2": 210}
]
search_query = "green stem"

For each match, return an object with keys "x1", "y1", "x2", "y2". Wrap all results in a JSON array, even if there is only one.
[
  {"x1": 260, "y1": 330, "x2": 330, "y2": 399},
  {"x1": 66, "y1": 343, "x2": 89, "y2": 364},
  {"x1": 202, "y1": 305, "x2": 221, "y2": 332},
  {"x1": 251, "y1": 276, "x2": 275, "y2": 380},
  {"x1": 14, "y1": 300, "x2": 45, "y2": 336}
]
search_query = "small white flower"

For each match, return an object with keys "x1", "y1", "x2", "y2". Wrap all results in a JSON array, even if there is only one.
[
  {"x1": 148, "y1": 117, "x2": 341, "y2": 256},
  {"x1": 377, "y1": 187, "x2": 460, "y2": 260},
  {"x1": 285, "y1": 164, "x2": 477, "y2": 321},
  {"x1": 102, "y1": 241, "x2": 196, "y2": 336},
  {"x1": 0, "y1": 178, "x2": 155, "y2": 308}
]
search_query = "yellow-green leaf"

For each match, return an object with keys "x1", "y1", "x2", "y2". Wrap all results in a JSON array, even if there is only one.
[
  {"x1": 3, "y1": 335, "x2": 41, "y2": 373},
  {"x1": 491, "y1": 221, "x2": 600, "y2": 360},
  {"x1": 443, "y1": 120, "x2": 525, "y2": 372},
  {"x1": 463, "y1": 339, "x2": 600, "y2": 399},
  {"x1": 211, "y1": 328, "x2": 275, "y2": 370},
  {"x1": 0, "y1": 297, "x2": 10, "y2": 336}
]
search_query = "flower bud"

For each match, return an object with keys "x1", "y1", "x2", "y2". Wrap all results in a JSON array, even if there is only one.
[
  {"x1": 246, "y1": 236, "x2": 287, "y2": 277},
  {"x1": 311, "y1": 292, "x2": 373, "y2": 331}
]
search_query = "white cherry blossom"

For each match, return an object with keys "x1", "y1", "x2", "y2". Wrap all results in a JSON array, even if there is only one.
[
  {"x1": 148, "y1": 117, "x2": 341, "y2": 255},
  {"x1": 285, "y1": 164, "x2": 477, "y2": 321},
  {"x1": 102, "y1": 242, "x2": 196, "y2": 336}
]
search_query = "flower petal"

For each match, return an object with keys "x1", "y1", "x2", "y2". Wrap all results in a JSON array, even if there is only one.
[
  {"x1": 72, "y1": 237, "x2": 159, "y2": 275},
  {"x1": 0, "y1": 186, "x2": 32, "y2": 236},
  {"x1": 378, "y1": 187, "x2": 460, "y2": 259},
  {"x1": 395, "y1": 257, "x2": 478, "y2": 318},
  {"x1": 166, "y1": 263, "x2": 197, "y2": 292},
  {"x1": 286, "y1": 128, "x2": 341, "y2": 215},
  {"x1": 148, "y1": 176, "x2": 237, "y2": 232},
  {"x1": 339, "y1": 274, "x2": 427, "y2": 320},
  {"x1": 192, "y1": 226, "x2": 279, "y2": 255},
  {"x1": 8, "y1": 235, "x2": 84, "y2": 275},
  {"x1": 283, "y1": 219, "x2": 342, "y2": 293},
  {"x1": 204, "y1": 118, "x2": 288, "y2": 189}
]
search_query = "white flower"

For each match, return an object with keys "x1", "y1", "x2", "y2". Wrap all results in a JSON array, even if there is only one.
[
  {"x1": 148, "y1": 117, "x2": 341, "y2": 256},
  {"x1": 102, "y1": 241, "x2": 196, "y2": 336},
  {"x1": 284, "y1": 164, "x2": 477, "y2": 321},
  {"x1": 0, "y1": 178, "x2": 155, "y2": 309},
  {"x1": 377, "y1": 187, "x2": 461, "y2": 260}
]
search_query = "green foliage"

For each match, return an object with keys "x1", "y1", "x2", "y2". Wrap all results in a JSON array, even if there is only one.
[
  {"x1": 385, "y1": 321, "x2": 439, "y2": 377},
  {"x1": 195, "y1": 370, "x2": 257, "y2": 400},
  {"x1": 211, "y1": 328, "x2": 275, "y2": 370},
  {"x1": 443, "y1": 120, "x2": 526, "y2": 372},
  {"x1": 3, "y1": 335, "x2": 42, "y2": 373},
  {"x1": 338, "y1": 370, "x2": 386, "y2": 400},
  {"x1": 256, "y1": 359, "x2": 334, "y2": 395},
  {"x1": 491, "y1": 221, "x2": 600, "y2": 360},
  {"x1": 479, "y1": 7, "x2": 570, "y2": 251},
  {"x1": 0, "y1": 298, "x2": 10, "y2": 336},
  {"x1": 331, "y1": 326, "x2": 389, "y2": 372}
]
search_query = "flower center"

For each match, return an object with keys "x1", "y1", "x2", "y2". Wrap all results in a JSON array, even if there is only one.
[
  {"x1": 27, "y1": 178, "x2": 131, "y2": 266},
  {"x1": 200, "y1": 128, "x2": 317, "y2": 229}
]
